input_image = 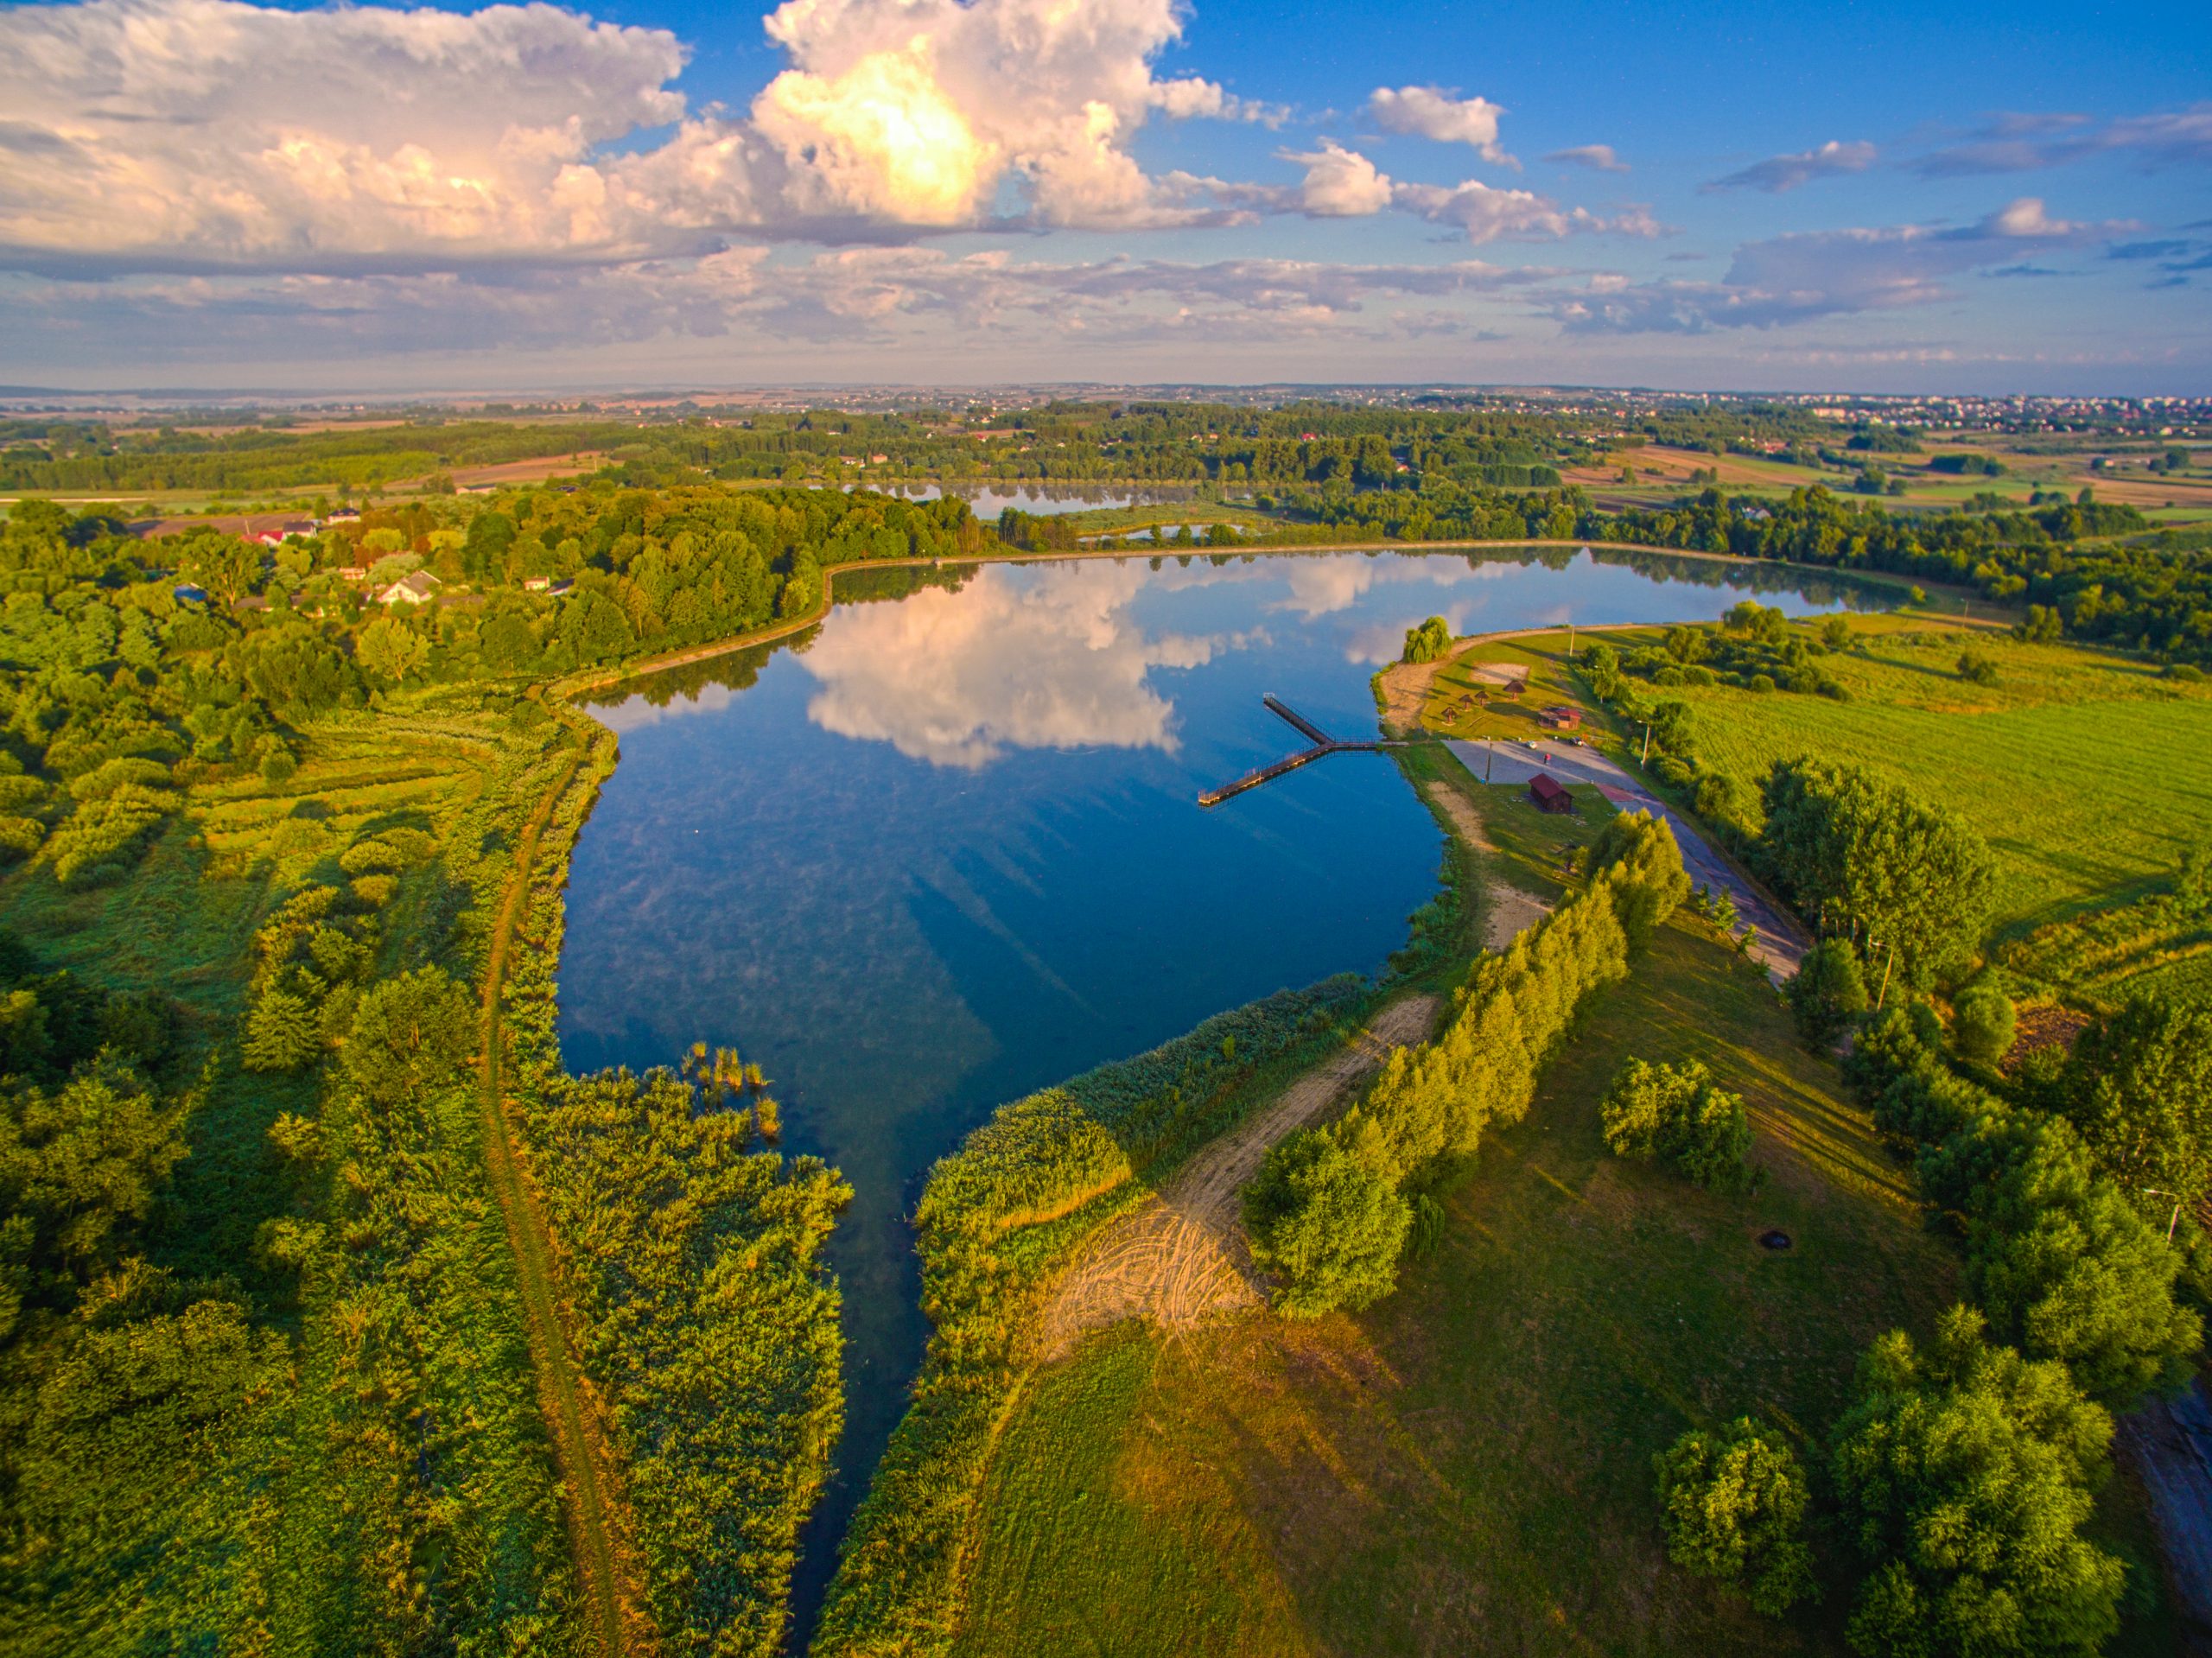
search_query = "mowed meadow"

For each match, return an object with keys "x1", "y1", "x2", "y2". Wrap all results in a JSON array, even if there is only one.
[
  {"x1": 941, "y1": 772, "x2": 2180, "y2": 1658},
  {"x1": 1432, "y1": 613, "x2": 2212, "y2": 1007}
]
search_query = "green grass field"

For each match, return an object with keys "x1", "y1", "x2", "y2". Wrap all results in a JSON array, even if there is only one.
[
  {"x1": 1642, "y1": 617, "x2": 2212, "y2": 1001},
  {"x1": 1413, "y1": 613, "x2": 2212, "y2": 1006},
  {"x1": 941, "y1": 773, "x2": 2186, "y2": 1657}
]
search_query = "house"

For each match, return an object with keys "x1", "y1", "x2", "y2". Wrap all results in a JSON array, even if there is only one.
[
  {"x1": 1536, "y1": 705, "x2": 1584, "y2": 732},
  {"x1": 334, "y1": 565, "x2": 370, "y2": 581},
  {"x1": 171, "y1": 583, "x2": 208, "y2": 605},
  {"x1": 375, "y1": 570, "x2": 442, "y2": 607},
  {"x1": 523, "y1": 575, "x2": 551, "y2": 592},
  {"x1": 1528, "y1": 772, "x2": 1573, "y2": 814},
  {"x1": 545, "y1": 579, "x2": 573, "y2": 597},
  {"x1": 324, "y1": 506, "x2": 361, "y2": 524}
]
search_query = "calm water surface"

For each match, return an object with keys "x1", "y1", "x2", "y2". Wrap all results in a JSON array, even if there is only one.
[{"x1": 557, "y1": 547, "x2": 1877, "y2": 1635}]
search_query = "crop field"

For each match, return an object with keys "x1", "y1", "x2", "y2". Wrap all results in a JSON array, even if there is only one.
[{"x1": 944, "y1": 776, "x2": 2179, "y2": 1658}]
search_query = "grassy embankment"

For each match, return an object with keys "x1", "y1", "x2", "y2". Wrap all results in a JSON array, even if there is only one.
[
  {"x1": 0, "y1": 693, "x2": 587, "y2": 1650},
  {"x1": 810, "y1": 978, "x2": 1384, "y2": 1655},
  {"x1": 1427, "y1": 612, "x2": 2212, "y2": 1007},
  {"x1": 940, "y1": 755, "x2": 2178, "y2": 1657}
]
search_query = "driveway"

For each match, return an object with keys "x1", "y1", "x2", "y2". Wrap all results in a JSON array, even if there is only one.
[{"x1": 1445, "y1": 737, "x2": 1809, "y2": 981}]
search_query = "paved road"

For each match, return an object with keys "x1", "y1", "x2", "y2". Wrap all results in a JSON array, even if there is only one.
[{"x1": 1446, "y1": 737, "x2": 1809, "y2": 981}]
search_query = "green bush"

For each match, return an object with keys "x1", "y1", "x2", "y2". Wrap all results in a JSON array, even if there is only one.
[
  {"x1": 1950, "y1": 984, "x2": 2016, "y2": 1067},
  {"x1": 1831, "y1": 1307, "x2": 2123, "y2": 1658},
  {"x1": 1653, "y1": 1418, "x2": 1815, "y2": 1617},
  {"x1": 1786, "y1": 937, "x2": 1869, "y2": 1048},
  {"x1": 1243, "y1": 1129, "x2": 1412, "y2": 1317},
  {"x1": 1599, "y1": 1057, "x2": 1754, "y2": 1193}
]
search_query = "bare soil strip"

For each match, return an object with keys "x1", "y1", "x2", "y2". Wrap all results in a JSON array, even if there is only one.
[
  {"x1": 1421, "y1": 780, "x2": 1554, "y2": 950},
  {"x1": 1037, "y1": 994, "x2": 1440, "y2": 1359}
]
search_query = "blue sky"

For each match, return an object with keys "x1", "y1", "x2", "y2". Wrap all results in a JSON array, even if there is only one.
[{"x1": 0, "y1": 0, "x2": 2204, "y2": 392}]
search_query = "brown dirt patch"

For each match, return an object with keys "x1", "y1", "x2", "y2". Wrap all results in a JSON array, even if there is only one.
[
  {"x1": 1037, "y1": 995, "x2": 1440, "y2": 1359},
  {"x1": 2005, "y1": 1002, "x2": 2092, "y2": 1069},
  {"x1": 1420, "y1": 780, "x2": 1554, "y2": 950}
]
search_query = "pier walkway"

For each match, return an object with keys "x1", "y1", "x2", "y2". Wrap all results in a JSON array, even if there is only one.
[{"x1": 1198, "y1": 696, "x2": 1399, "y2": 808}]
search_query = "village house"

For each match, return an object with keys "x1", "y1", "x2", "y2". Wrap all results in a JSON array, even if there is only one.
[
  {"x1": 1536, "y1": 705, "x2": 1584, "y2": 733},
  {"x1": 375, "y1": 570, "x2": 442, "y2": 607}
]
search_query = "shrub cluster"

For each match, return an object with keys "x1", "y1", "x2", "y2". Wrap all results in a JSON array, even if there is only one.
[{"x1": 1599, "y1": 1058, "x2": 1754, "y2": 1193}]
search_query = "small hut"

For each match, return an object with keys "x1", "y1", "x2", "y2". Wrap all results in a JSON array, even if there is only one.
[
  {"x1": 1528, "y1": 772, "x2": 1573, "y2": 814},
  {"x1": 1536, "y1": 705, "x2": 1584, "y2": 732}
]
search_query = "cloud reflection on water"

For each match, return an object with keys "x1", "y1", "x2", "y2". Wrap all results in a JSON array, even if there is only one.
[{"x1": 799, "y1": 562, "x2": 1246, "y2": 768}]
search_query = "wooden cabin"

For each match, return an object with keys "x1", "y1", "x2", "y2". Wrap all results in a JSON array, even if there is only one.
[
  {"x1": 1528, "y1": 772, "x2": 1573, "y2": 814},
  {"x1": 1537, "y1": 705, "x2": 1584, "y2": 732}
]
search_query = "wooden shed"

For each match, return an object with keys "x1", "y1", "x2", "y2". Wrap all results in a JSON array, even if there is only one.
[
  {"x1": 1528, "y1": 772, "x2": 1573, "y2": 814},
  {"x1": 1537, "y1": 705, "x2": 1584, "y2": 732}
]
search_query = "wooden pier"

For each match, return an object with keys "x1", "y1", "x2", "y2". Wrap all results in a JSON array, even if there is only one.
[{"x1": 1198, "y1": 696, "x2": 1395, "y2": 808}]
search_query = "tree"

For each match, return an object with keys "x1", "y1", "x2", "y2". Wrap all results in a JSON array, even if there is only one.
[
  {"x1": 1952, "y1": 985, "x2": 2017, "y2": 1068},
  {"x1": 1966, "y1": 1121, "x2": 2201, "y2": 1407},
  {"x1": 2056, "y1": 995, "x2": 2212, "y2": 1213},
  {"x1": 1653, "y1": 1418, "x2": 1816, "y2": 1616},
  {"x1": 1586, "y1": 810, "x2": 1690, "y2": 949},
  {"x1": 357, "y1": 614, "x2": 429, "y2": 683},
  {"x1": 1956, "y1": 649, "x2": 1999, "y2": 686},
  {"x1": 1787, "y1": 938, "x2": 1869, "y2": 1048},
  {"x1": 1600, "y1": 1058, "x2": 1754, "y2": 1192},
  {"x1": 1401, "y1": 615, "x2": 1452, "y2": 664},
  {"x1": 1758, "y1": 759, "x2": 1997, "y2": 993},
  {"x1": 0, "y1": 1060, "x2": 186, "y2": 1317},
  {"x1": 240, "y1": 988, "x2": 322, "y2": 1072},
  {"x1": 178, "y1": 531, "x2": 257, "y2": 606},
  {"x1": 1243, "y1": 1128, "x2": 1411, "y2": 1317},
  {"x1": 1830, "y1": 1307, "x2": 2123, "y2": 1658},
  {"x1": 342, "y1": 967, "x2": 475, "y2": 1111}
]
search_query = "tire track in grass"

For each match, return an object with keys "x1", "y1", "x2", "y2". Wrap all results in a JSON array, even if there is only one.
[
  {"x1": 1036, "y1": 994, "x2": 1440, "y2": 1359},
  {"x1": 478, "y1": 741, "x2": 656, "y2": 1657}
]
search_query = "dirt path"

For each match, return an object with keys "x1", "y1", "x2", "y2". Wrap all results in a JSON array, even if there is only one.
[
  {"x1": 1421, "y1": 780, "x2": 1554, "y2": 950},
  {"x1": 477, "y1": 743, "x2": 655, "y2": 1657},
  {"x1": 1037, "y1": 994, "x2": 1439, "y2": 1359}
]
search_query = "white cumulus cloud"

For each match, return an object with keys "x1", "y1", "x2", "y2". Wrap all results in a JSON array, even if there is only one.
[
  {"x1": 799, "y1": 562, "x2": 1233, "y2": 767},
  {"x1": 1368, "y1": 86, "x2": 1514, "y2": 166},
  {"x1": 1283, "y1": 141, "x2": 1396, "y2": 217}
]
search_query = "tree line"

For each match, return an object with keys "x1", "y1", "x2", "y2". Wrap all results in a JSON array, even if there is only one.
[{"x1": 1243, "y1": 810, "x2": 1691, "y2": 1315}]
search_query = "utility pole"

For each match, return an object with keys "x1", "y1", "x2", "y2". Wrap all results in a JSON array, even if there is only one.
[
  {"x1": 1567, "y1": 619, "x2": 1575, "y2": 658},
  {"x1": 1874, "y1": 939, "x2": 1895, "y2": 1011},
  {"x1": 1641, "y1": 722, "x2": 1651, "y2": 766},
  {"x1": 2144, "y1": 1189, "x2": 2183, "y2": 1242},
  {"x1": 1485, "y1": 739, "x2": 1494, "y2": 782}
]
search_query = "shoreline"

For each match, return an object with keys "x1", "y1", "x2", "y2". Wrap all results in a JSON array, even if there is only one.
[{"x1": 552, "y1": 536, "x2": 1933, "y2": 702}]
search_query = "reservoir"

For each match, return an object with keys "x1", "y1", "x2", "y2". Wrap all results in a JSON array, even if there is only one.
[{"x1": 556, "y1": 544, "x2": 1876, "y2": 1627}]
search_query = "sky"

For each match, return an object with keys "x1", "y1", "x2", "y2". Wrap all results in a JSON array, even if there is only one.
[{"x1": 0, "y1": 0, "x2": 2206, "y2": 394}]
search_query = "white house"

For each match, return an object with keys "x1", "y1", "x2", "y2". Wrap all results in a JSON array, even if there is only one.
[{"x1": 375, "y1": 570, "x2": 443, "y2": 607}]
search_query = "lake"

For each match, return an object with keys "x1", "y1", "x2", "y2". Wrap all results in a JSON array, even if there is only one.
[{"x1": 557, "y1": 545, "x2": 1883, "y2": 1631}]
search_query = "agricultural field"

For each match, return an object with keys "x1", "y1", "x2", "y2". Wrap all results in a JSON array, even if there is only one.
[
  {"x1": 945, "y1": 767, "x2": 2168, "y2": 1658},
  {"x1": 1413, "y1": 610, "x2": 2212, "y2": 1007}
]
